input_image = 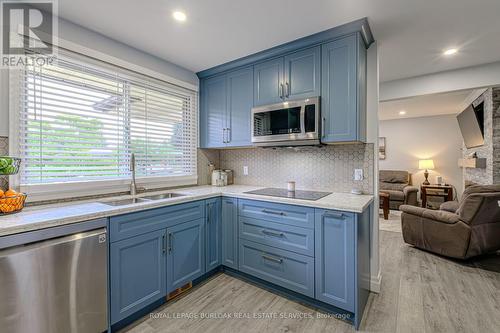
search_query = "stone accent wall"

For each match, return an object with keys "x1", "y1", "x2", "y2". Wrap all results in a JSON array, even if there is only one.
[
  {"x1": 219, "y1": 144, "x2": 375, "y2": 194},
  {"x1": 462, "y1": 87, "x2": 500, "y2": 185},
  {"x1": 492, "y1": 88, "x2": 500, "y2": 183}
]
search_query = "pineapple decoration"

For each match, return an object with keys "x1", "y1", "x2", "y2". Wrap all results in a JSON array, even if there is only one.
[{"x1": 0, "y1": 157, "x2": 26, "y2": 214}]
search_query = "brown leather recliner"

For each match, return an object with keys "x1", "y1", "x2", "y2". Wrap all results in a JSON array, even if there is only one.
[
  {"x1": 379, "y1": 170, "x2": 418, "y2": 209},
  {"x1": 400, "y1": 184, "x2": 500, "y2": 259}
]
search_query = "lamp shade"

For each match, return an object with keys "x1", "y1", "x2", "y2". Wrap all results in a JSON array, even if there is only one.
[{"x1": 419, "y1": 159, "x2": 435, "y2": 170}]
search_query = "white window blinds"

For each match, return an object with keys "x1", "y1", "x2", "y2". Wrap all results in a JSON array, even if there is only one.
[{"x1": 15, "y1": 51, "x2": 197, "y2": 186}]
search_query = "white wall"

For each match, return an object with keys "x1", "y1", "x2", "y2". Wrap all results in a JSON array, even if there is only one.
[
  {"x1": 0, "y1": 16, "x2": 199, "y2": 137},
  {"x1": 379, "y1": 114, "x2": 464, "y2": 196}
]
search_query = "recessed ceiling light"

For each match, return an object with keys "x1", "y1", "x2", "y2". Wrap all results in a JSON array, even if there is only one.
[
  {"x1": 172, "y1": 11, "x2": 186, "y2": 22},
  {"x1": 399, "y1": 110, "x2": 407, "y2": 115},
  {"x1": 443, "y1": 48, "x2": 458, "y2": 56}
]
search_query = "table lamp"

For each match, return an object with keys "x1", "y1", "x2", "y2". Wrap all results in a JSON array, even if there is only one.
[{"x1": 419, "y1": 159, "x2": 435, "y2": 185}]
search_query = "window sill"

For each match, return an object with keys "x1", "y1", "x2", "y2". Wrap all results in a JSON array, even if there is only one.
[{"x1": 21, "y1": 175, "x2": 198, "y2": 203}]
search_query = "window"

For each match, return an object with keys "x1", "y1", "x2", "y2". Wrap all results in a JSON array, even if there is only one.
[{"x1": 11, "y1": 50, "x2": 197, "y2": 197}]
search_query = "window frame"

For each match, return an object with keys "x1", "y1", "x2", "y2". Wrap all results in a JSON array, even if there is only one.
[{"x1": 9, "y1": 46, "x2": 199, "y2": 202}]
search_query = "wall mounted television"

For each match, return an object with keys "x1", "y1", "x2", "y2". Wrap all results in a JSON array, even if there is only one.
[{"x1": 457, "y1": 101, "x2": 484, "y2": 149}]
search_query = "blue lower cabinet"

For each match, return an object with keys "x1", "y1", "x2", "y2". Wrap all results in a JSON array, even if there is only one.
[
  {"x1": 239, "y1": 239, "x2": 314, "y2": 297},
  {"x1": 206, "y1": 198, "x2": 222, "y2": 271},
  {"x1": 315, "y1": 209, "x2": 356, "y2": 312},
  {"x1": 221, "y1": 197, "x2": 238, "y2": 269},
  {"x1": 110, "y1": 230, "x2": 166, "y2": 324},
  {"x1": 166, "y1": 218, "x2": 205, "y2": 293}
]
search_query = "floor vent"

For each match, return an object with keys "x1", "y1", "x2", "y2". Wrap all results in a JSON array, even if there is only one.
[{"x1": 167, "y1": 282, "x2": 193, "y2": 301}]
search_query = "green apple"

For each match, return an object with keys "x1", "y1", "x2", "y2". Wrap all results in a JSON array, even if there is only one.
[{"x1": 1, "y1": 165, "x2": 16, "y2": 175}]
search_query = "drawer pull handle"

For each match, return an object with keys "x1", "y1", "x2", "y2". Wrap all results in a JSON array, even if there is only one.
[
  {"x1": 325, "y1": 212, "x2": 344, "y2": 219},
  {"x1": 262, "y1": 229, "x2": 284, "y2": 237},
  {"x1": 262, "y1": 254, "x2": 283, "y2": 264},
  {"x1": 262, "y1": 209, "x2": 285, "y2": 216}
]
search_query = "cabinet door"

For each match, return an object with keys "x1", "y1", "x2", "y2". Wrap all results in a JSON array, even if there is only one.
[
  {"x1": 315, "y1": 209, "x2": 355, "y2": 312},
  {"x1": 321, "y1": 35, "x2": 358, "y2": 142},
  {"x1": 110, "y1": 230, "x2": 166, "y2": 324},
  {"x1": 221, "y1": 197, "x2": 238, "y2": 269},
  {"x1": 284, "y1": 46, "x2": 320, "y2": 100},
  {"x1": 166, "y1": 218, "x2": 205, "y2": 292},
  {"x1": 254, "y1": 57, "x2": 284, "y2": 106},
  {"x1": 226, "y1": 67, "x2": 253, "y2": 147},
  {"x1": 205, "y1": 198, "x2": 222, "y2": 272},
  {"x1": 200, "y1": 75, "x2": 226, "y2": 148}
]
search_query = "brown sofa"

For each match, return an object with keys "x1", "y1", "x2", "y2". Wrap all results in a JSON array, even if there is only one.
[
  {"x1": 379, "y1": 170, "x2": 418, "y2": 209},
  {"x1": 400, "y1": 184, "x2": 500, "y2": 259}
]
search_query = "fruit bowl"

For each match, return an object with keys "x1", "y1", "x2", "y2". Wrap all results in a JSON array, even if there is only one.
[
  {"x1": 0, "y1": 157, "x2": 21, "y2": 175},
  {"x1": 0, "y1": 193, "x2": 27, "y2": 214}
]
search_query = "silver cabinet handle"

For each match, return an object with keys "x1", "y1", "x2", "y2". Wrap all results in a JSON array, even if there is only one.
[
  {"x1": 207, "y1": 203, "x2": 211, "y2": 224},
  {"x1": 168, "y1": 232, "x2": 173, "y2": 253},
  {"x1": 322, "y1": 117, "x2": 326, "y2": 138},
  {"x1": 262, "y1": 209, "x2": 285, "y2": 216},
  {"x1": 226, "y1": 128, "x2": 231, "y2": 143},
  {"x1": 162, "y1": 233, "x2": 166, "y2": 254},
  {"x1": 280, "y1": 83, "x2": 284, "y2": 99},
  {"x1": 262, "y1": 229, "x2": 284, "y2": 237},
  {"x1": 262, "y1": 253, "x2": 283, "y2": 264},
  {"x1": 222, "y1": 128, "x2": 226, "y2": 143},
  {"x1": 285, "y1": 82, "x2": 290, "y2": 97},
  {"x1": 325, "y1": 212, "x2": 344, "y2": 219}
]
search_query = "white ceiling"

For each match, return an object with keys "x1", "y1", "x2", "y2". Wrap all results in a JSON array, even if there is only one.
[
  {"x1": 379, "y1": 90, "x2": 475, "y2": 121},
  {"x1": 57, "y1": 0, "x2": 500, "y2": 82}
]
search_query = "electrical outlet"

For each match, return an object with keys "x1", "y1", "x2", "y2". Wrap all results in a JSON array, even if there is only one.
[
  {"x1": 354, "y1": 169, "x2": 363, "y2": 181},
  {"x1": 243, "y1": 166, "x2": 249, "y2": 176}
]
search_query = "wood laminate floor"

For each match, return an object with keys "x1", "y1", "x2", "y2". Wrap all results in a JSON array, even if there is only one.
[{"x1": 121, "y1": 217, "x2": 500, "y2": 333}]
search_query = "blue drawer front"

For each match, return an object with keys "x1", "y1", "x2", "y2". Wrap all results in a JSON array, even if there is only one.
[
  {"x1": 238, "y1": 199, "x2": 314, "y2": 229},
  {"x1": 239, "y1": 239, "x2": 314, "y2": 297},
  {"x1": 109, "y1": 201, "x2": 205, "y2": 242},
  {"x1": 239, "y1": 217, "x2": 314, "y2": 256}
]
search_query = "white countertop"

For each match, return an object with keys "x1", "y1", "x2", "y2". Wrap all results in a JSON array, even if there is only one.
[{"x1": 0, "y1": 185, "x2": 373, "y2": 237}]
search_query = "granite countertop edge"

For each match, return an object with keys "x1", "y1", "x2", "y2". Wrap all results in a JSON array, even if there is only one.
[{"x1": 0, "y1": 185, "x2": 374, "y2": 237}]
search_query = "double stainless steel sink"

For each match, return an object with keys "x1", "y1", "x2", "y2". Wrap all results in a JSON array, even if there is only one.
[{"x1": 101, "y1": 192, "x2": 184, "y2": 206}]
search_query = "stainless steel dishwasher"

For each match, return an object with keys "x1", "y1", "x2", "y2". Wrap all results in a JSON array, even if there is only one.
[{"x1": 0, "y1": 227, "x2": 108, "y2": 333}]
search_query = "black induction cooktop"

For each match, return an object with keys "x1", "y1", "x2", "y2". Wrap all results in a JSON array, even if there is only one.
[{"x1": 244, "y1": 188, "x2": 331, "y2": 201}]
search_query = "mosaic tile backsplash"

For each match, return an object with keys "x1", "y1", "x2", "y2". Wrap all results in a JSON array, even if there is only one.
[
  {"x1": 218, "y1": 144, "x2": 374, "y2": 194},
  {"x1": 0, "y1": 137, "x2": 8, "y2": 190}
]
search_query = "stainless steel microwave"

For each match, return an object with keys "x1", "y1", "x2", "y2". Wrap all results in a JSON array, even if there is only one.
[{"x1": 251, "y1": 97, "x2": 320, "y2": 146}]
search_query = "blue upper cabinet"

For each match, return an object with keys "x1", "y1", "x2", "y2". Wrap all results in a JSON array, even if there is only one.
[
  {"x1": 166, "y1": 218, "x2": 205, "y2": 293},
  {"x1": 205, "y1": 198, "x2": 222, "y2": 272},
  {"x1": 201, "y1": 75, "x2": 226, "y2": 148},
  {"x1": 315, "y1": 209, "x2": 356, "y2": 312},
  {"x1": 226, "y1": 68, "x2": 253, "y2": 147},
  {"x1": 254, "y1": 46, "x2": 320, "y2": 106},
  {"x1": 200, "y1": 68, "x2": 253, "y2": 148},
  {"x1": 321, "y1": 33, "x2": 366, "y2": 143},
  {"x1": 254, "y1": 58, "x2": 284, "y2": 106},
  {"x1": 283, "y1": 46, "x2": 321, "y2": 100}
]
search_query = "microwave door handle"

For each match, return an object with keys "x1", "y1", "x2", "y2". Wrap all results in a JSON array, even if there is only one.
[{"x1": 300, "y1": 105, "x2": 305, "y2": 136}]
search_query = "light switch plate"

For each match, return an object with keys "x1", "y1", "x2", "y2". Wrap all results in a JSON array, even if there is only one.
[
  {"x1": 354, "y1": 169, "x2": 363, "y2": 181},
  {"x1": 243, "y1": 166, "x2": 249, "y2": 176}
]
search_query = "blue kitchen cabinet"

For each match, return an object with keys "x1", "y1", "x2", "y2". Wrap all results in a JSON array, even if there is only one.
[
  {"x1": 221, "y1": 197, "x2": 238, "y2": 269},
  {"x1": 283, "y1": 46, "x2": 321, "y2": 100},
  {"x1": 110, "y1": 230, "x2": 166, "y2": 324},
  {"x1": 226, "y1": 68, "x2": 253, "y2": 147},
  {"x1": 200, "y1": 75, "x2": 226, "y2": 148},
  {"x1": 321, "y1": 33, "x2": 366, "y2": 142},
  {"x1": 206, "y1": 198, "x2": 222, "y2": 272},
  {"x1": 166, "y1": 218, "x2": 205, "y2": 292},
  {"x1": 253, "y1": 57, "x2": 283, "y2": 106},
  {"x1": 315, "y1": 209, "x2": 356, "y2": 312},
  {"x1": 200, "y1": 68, "x2": 253, "y2": 148}
]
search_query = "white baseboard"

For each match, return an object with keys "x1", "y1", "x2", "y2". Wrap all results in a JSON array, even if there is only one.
[{"x1": 370, "y1": 271, "x2": 382, "y2": 293}]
